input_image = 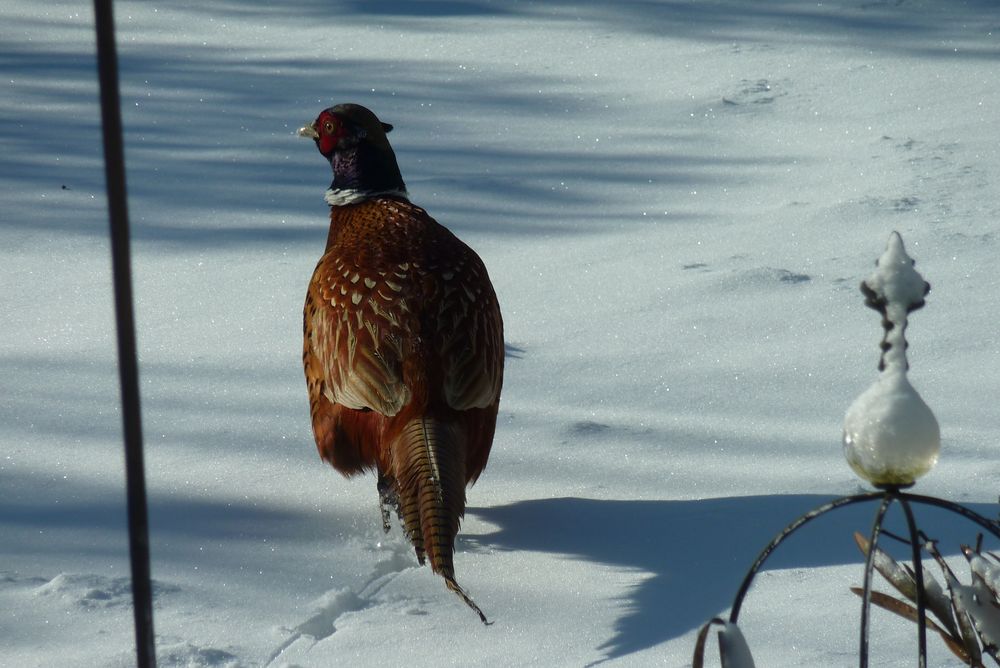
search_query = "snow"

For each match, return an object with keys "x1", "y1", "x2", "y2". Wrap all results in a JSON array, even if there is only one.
[
  {"x1": 717, "y1": 621, "x2": 757, "y2": 668},
  {"x1": 3, "y1": 0, "x2": 1000, "y2": 666},
  {"x1": 953, "y1": 582, "x2": 1000, "y2": 654},
  {"x1": 971, "y1": 555, "x2": 1000, "y2": 596}
]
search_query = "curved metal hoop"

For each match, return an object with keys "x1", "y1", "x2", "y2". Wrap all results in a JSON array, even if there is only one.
[{"x1": 727, "y1": 490, "x2": 1000, "y2": 667}]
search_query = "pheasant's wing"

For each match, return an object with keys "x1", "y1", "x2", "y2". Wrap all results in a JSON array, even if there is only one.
[
  {"x1": 427, "y1": 236, "x2": 504, "y2": 483},
  {"x1": 305, "y1": 253, "x2": 412, "y2": 417},
  {"x1": 433, "y1": 247, "x2": 504, "y2": 412}
]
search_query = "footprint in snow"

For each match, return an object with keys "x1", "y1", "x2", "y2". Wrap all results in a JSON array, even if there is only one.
[
  {"x1": 681, "y1": 262, "x2": 710, "y2": 272},
  {"x1": 32, "y1": 572, "x2": 178, "y2": 609},
  {"x1": 721, "y1": 78, "x2": 787, "y2": 108},
  {"x1": 880, "y1": 135, "x2": 990, "y2": 222},
  {"x1": 719, "y1": 267, "x2": 811, "y2": 289},
  {"x1": 566, "y1": 420, "x2": 613, "y2": 437},
  {"x1": 156, "y1": 641, "x2": 242, "y2": 668},
  {"x1": 504, "y1": 342, "x2": 526, "y2": 359},
  {"x1": 0, "y1": 571, "x2": 48, "y2": 588},
  {"x1": 892, "y1": 195, "x2": 921, "y2": 212},
  {"x1": 265, "y1": 540, "x2": 416, "y2": 666}
]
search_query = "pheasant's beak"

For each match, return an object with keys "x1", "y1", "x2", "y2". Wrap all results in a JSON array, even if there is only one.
[{"x1": 298, "y1": 121, "x2": 319, "y2": 140}]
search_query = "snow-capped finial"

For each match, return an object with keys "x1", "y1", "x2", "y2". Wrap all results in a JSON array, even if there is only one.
[
  {"x1": 843, "y1": 232, "x2": 939, "y2": 488},
  {"x1": 859, "y1": 231, "x2": 930, "y2": 372}
]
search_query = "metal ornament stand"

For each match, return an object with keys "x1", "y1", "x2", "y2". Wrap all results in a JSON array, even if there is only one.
[
  {"x1": 694, "y1": 234, "x2": 998, "y2": 667},
  {"x1": 720, "y1": 488, "x2": 1000, "y2": 667}
]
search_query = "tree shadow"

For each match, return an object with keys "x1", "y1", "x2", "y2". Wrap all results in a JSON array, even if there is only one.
[
  {"x1": 332, "y1": 0, "x2": 1000, "y2": 59},
  {"x1": 5, "y1": 2, "x2": 999, "y2": 661},
  {"x1": 469, "y1": 494, "x2": 1000, "y2": 664},
  {"x1": 5, "y1": 0, "x2": 997, "y2": 250},
  {"x1": 8, "y1": 0, "x2": 835, "y2": 250},
  {"x1": 3, "y1": 41, "x2": 759, "y2": 244},
  {"x1": 186, "y1": 0, "x2": 1000, "y2": 59},
  {"x1": 0, "y1": 461, "x2": 355, "y2": 602}
]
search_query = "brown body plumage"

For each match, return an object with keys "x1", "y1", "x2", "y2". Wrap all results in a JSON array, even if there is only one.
[{"x1": 300, "y1": 104, "x2": 503, "y2": 623}]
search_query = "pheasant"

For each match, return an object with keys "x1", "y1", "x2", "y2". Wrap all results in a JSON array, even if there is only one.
[{"x1": 298, "y1": 103, "x2": 503, "y2": 623}]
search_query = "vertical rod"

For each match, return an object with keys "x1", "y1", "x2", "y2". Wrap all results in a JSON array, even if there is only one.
[
  {"x1": 859, "y1": 493, "x2": 895, "y2": 668},
  {"x1": 93, "y1": 1, "x2": 156, "y2": 666},
  {"x1": 898, "y1": 497, "x2": 928, "y2": 667}
]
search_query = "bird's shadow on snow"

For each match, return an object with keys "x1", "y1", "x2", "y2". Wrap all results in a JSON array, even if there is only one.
[{"x1": 469, "y1": 494, "x2": 1000, "y2": 665}]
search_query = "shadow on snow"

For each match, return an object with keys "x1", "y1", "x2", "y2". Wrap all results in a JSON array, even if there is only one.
[
  {"x1": 13, "y1": 0, "x2": 996, "y2": 247},
  {"x1": 470, "y1": 494, "x2": 1000, "y2": 664}
]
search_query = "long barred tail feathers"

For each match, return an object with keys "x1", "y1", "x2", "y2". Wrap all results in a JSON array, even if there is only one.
[{"x1": 390, "y1": 416, "x2": 489, "y2": 624}]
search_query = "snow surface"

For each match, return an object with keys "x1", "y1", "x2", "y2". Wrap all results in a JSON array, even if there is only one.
[
  {"x1": 3, "y1": 1, "x2": 1000, "y2": 666},
  {"x1": 716, "y1": 621, "x2": 756, "y2": 668}
]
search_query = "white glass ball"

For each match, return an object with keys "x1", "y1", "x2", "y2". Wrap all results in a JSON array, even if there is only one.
[{"x1": 842, "y1": 370, "x2": 940, "y2": 487}]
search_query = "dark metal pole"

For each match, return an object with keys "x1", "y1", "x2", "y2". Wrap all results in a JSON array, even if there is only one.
[
  {"x1": 93, "y1": 1, "x2": 156, "y2": 666},
  {"x1": 858, "y1": 493, "x2": 894, "y2": 668},
  {"x1": 897, "y1": 496, "x2": 928, "y2": 667}
]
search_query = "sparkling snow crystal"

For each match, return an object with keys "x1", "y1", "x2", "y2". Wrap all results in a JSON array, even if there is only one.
[{"x1": 842, "y1": 232, "x2": 940, "y2": 487}]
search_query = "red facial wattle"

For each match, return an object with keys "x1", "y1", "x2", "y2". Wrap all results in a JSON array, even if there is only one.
[{"x1": 316, "y1": 111, "x2": 346, "y2": 156}]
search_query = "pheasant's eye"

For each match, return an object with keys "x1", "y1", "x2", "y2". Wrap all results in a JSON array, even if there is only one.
[{"x1": 323, "y1": 120, "x2": 336, "y2": 134}]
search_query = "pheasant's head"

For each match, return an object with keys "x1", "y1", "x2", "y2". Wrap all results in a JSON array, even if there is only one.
[
  {"x1": 299, "y1": 103, "x2": 406, "y2": 204},
  {"x1": 298, "y1": 103, "x2": 394, "y2": 159}
]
